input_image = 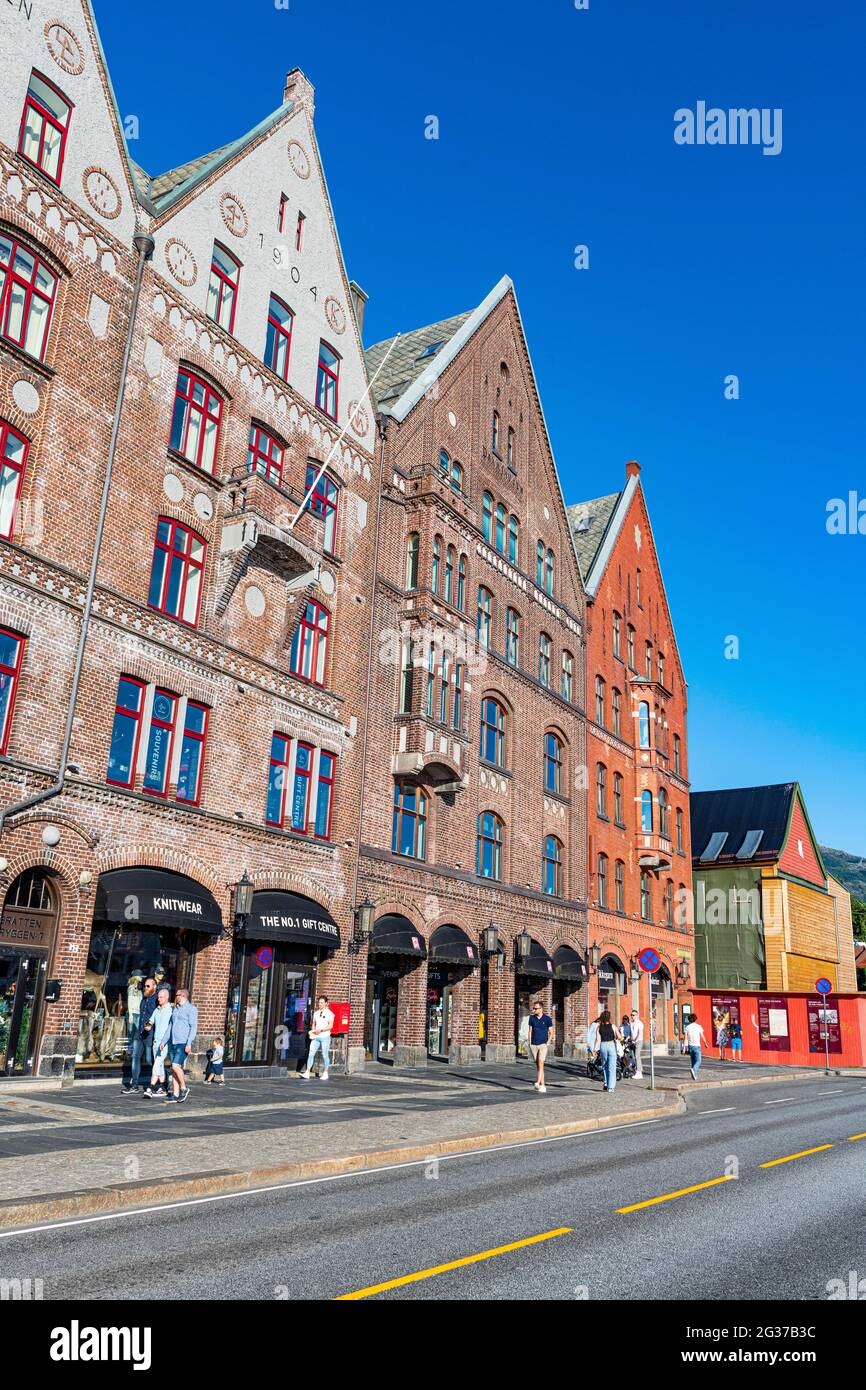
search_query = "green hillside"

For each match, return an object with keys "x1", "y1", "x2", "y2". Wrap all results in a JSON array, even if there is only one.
[{"x1": 821, "y1": 845, "x2": 866, "y2": 903}]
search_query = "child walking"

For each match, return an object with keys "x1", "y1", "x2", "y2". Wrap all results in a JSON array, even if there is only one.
[{"x1": 204, "y1": 1036, "x2": 225, "y2": 1085}]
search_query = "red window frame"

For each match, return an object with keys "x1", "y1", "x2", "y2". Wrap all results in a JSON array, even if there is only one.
[
  {"x1": 176, "y1": 701, "x2": 208, "y2": 806},
  {"x1": 266, "y1": 732, "x2": 291, "y2": 827},
  {"x1": 0, "y1": 627, "x2": 24, "y2": 755},
  {"x1": 207, "y1": 241, "x2": 240, "y2": 334},
  {"x1": 295, "y1": 211, "x2": 305, "y2": 251},
  {"x1": 291, "y1": 740, "x2": 314, "y2": 832},
  {"x1": 278, "y1": 193, "x2": 288, "y2": 234},
  {"x1": 290, "y1": 600, "x2": 330, "y2": 687},
  {"x1": 106, "y1": 676, "x2": 145, "y2": 789},
  {"x1": 142, "y1": 688, "x2": 178, "y2": 799},
  {"x1": 18, "y1": 71, "x2": 72, "y2": 186},
  {"x1": 0, "y1": 233, "x2": 58, "y2": 362},
  {"x1": 265, "y1": 294, "x2": 293, "y2": 382},
  {"x1": 0, "y1": 419, "x2": 29, "y2": 540},
  {"x1": 248, "y1": 424, "x2": 284, "y2": 486},
  {"x1": 169, "y1": 369, "x2": 223, "y2": 473},
  {"x1": 305, "y1": 463, "x2": 339, "y2": 552},
  {"x1": 316, "y1": 340, "x2": 340, "y2": 421},
  {"x1": 315, "y1": 750, "x2": 336, "y2": 840},
  {"x1": 147, "y1": 517, "x2": 206, "y2": 627}
]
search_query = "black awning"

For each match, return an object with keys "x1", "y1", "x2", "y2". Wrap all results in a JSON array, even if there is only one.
[
  {"x1": 94, "y1": 868, "x2": 223, "y2": 935},
  {"x1": 429, "y1": 924, "x2": 478, "y2": 966},
  {"x1": 371, "y1": 914, "x2": 427, "y2": 959},
  {"x1": 519, "y1": 940, "x2": 554, "y2": 979},
  {"x1": 243, "y1": 892, "x2": 340, "y2": 949},
  {"x1": 553, "y1": 946, "x2": 588, "y2": 982}
]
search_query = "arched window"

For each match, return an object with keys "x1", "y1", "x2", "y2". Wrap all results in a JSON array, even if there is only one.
[
  {"x1": 406, "y1": 533, "x2": 419, "y2": 590},
  {"x1": 659, "y1": 788, "x2": 669, "y2": 838},
  {"x1": 491, "y1": 410, "x2": 501, "y2": 456},
  {"x1": 615, "y1": 860, "x2": 625, "y2": 912},
  {"x1": 561, "y1": 650, "x2": 574, "y2": 702},
  {"x1": 0, "y1": 419, "x2": 29, "y2": 540},
  {"x1": 676, "y1": 806, "x2": 684, "y2": 854},
  {"x1": 147, "y1": 518, "x2": 206, "y2": 627},
  {"x1": 545, "y1": 548, "x2": 554, "y2": 596},
  {"x1": 477, "y1": 812, "x2": 503, "y2": 880},
  {"x1": 315, "y1": 340, "x2": 340, "y2": 420},
  {"x1": 305, "y1": 465, "x2": 340, "y2": 554},
  {"x1": 392, "y1": 782, "x2": 427, "y2": 859},
  {"x1": 169, "y1": 368, "x2": 222, "y2": 474},
  {"x1": 536, "y1": 540, "x2": 544, "y2": 586},
  {"x1": 658, "y1": 651, "x2": 666, "y2": 687},
  {"x1": 627, "y1": 625, "x2": 635, "y2": 670},
  {"x1": 544, "y1": 732, "x2": 563, "y2": 793},
  {"x1": 248, "y1": 423, "x2": 284, "y2": 485},
  {"x1": 432, "y1": 536, "x2": 441, "y2": 594},
  {"x1": 450, "y1": 459, "x2": 463, "y2": 492},
  {"x1": 19, "y1": 71, "x2": 72, "y2": 185},
  {"x1": 482, "y1": 493, "x2": 493, "y2": 543},
  {"x1": 479, "y1": 696, "x2": 506, "y2": 767},
  {"x1": 611, "y1": 687, "x2": 621, "y2": 737},
  {"x1": 613, "y1": 771, "x2": 623, "y2": 824},
  {"x1": 674, "y1": 733, "x2": 682, "y2": 776},
  {"x1": 477, "y1": 586, "x2": 492, "y2": 647},
  {"x1": 596, "y1": 763, "x2": 607, "y2": 817},
  {"x1": 508, "y1": 515, "x2": 519, "y2": 563},
  {"x1": 289, "y1": 600, "x2": 329, "y2": 686},
  {"x1": 506, "y1": 607, "x2": 520, "y2": 666},
  {"x1": 425, "y1": 644, "x2": 435, "y2": 717},
  {"x1": 664, "y1": 879, "x2": 674, "y2": 927},
  {"x1": 0, "y1": 233, "x2": 58, "y2": 362},
  {"x1": 0, "y1": 627, "x2": 25, "y2": 755},
  {"x1": 538, "y1": 632, "x2": 551, "y2": 687},
  {"x1": 453, "y1": 662, "x2": 463, "y2": 730},
  {"x1": 612, "y1": 611, "x2": 622, "y2": 659},
  {"x1": 638, "y1": 700, "x2": 651, "y2": 749},
  {"x1": 660, "y1": 706, "x2": 667, "y2": 755},
  {"x1": 399, "y1": 636, "x2": 414, "y2": 712},
  {"x1": 597, "y1": 852, "x2": 608, "y2": 908},
  {"x1": 457, "y1": 554, "x2": 467, "y2": 610},
  {"x1": 439, "y1": 650, "x2": 450, "y2": 724},
  {"x1": 507, "y1": 426, "x2": 515, "y2": 468},
  {"x1": 640, "y1": 788, "x2": 653, "y2": 832},
  {"x1": 595, "y1": 675, "x2": 605, "y2": 726},
  {"x1": 265, "y1": 294, "x2": 293, "y2": 380},
  {"x1": 640, "y1": 869, "x2": 652, "y2": 922},
  {"x1": 645, "y1": 641, "x2": 653, "y2": 679},
  {"x1": 494, "y1": 503, "x2": 506, "y2": 554},
  {"x1": 206, "y1": 241, "x2": 240, "y2": 333},
  {"x1": 439, "y1": 447, "x2": 450, "y2": 481},
  {"x1": 543, "y1": 836, "x2": 563, "y2": 896},
  {"x1": 444, "y1": 545, "x2": 455, "y2": 605}
]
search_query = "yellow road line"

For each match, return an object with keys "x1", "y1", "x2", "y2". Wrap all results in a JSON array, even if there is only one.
[
  {"x1": 335, "y1": 1226, "x2": 573, "y2": 1300},
  {"x1": 617, "y1": 1175, "x2": 734, "y2": 1213},
  {"x1": 759, "y1": 1144, "x2": 833, "y2": 1168},
  {"x1": 847, "y1": 1133, "x2": 866, "y2": 1142}
]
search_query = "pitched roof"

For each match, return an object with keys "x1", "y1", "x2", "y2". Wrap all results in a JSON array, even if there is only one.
[
  {"x1": 566, "y1": 493, "x2": 621, "y2": 581},
  {"x1": 365, "y1": 312, "x2": 472, "y2": 411},
  {"x1": 690, "y1": 784, "x2": 797, "y2": 866}
]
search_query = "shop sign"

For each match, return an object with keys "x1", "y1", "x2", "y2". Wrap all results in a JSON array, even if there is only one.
[
  {"x1": 597, "y1": 966, "x2": 616, "y2": 989},
  {"x1": 0, "y1": 907, "x2": 54, "y2": 949},
  {"x1": 710, "y1": 994, "x2": 740, "y2": 1046},
  {"x1": 808, "y1": 996, "x2": 842, "y2": 1053},
  {"x1": 757, "y1": 995, "x2": 790, "y2": 1051}
]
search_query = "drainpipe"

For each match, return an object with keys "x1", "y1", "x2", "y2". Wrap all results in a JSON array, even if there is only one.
[{"x1": 0, "y1": 231, "x2": 155, "y2": 836}]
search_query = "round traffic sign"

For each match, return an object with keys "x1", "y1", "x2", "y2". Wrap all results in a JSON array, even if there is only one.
[
  {"x1": 637, "y1": 947, "x2": 660, "y2": 973},
  {"x1": 255, "y1": 945, "x2": 274, "y2": 969},
  {"x1": 815, "y1": 977, "x2": 833, "y2": 995}
]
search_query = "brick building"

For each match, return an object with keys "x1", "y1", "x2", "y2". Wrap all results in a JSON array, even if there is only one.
[
  {"x1": 354, "y1": 278, "x2": 589, "y2": 1067},
  {"x1": 0, "y1": 0, "x2": 379, "y2": 1080},
  {"x1": 567, "y1": 464, "x2": 694, "y2": 1047}
]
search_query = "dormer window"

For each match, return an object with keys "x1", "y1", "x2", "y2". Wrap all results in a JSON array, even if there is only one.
[{"x1": 19, "y1": 72, "x2": 72, "y2": 185}]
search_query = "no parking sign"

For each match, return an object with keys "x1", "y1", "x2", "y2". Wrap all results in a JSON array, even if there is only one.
[
  {"x1": 255, "y1": 946, "x2": 274, "y2": 969},
  {"x1": 637, "y1": 946, "x2": 661, "y2": 1088}
]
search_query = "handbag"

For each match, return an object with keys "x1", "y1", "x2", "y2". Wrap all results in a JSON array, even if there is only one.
[{"x1": 615, "y1": 1040, "x2": 624, "y2": 1058}]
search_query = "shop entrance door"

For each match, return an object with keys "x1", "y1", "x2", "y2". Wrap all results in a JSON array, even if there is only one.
[
  {"x1": 515, "y1": 978, "x2": 532, "y2": 1057},
  {"x1": 368, "y1": 978, "x2": 398, "y2": 1061},
  {"x1": 552, "y1": 980, "x2": 565, "y2": 1057},
  {"x1": 0, "y1": 950, "x2": 45, "y2": 1076},
  {"x1": 426, "y1": 979, "x2": 453, "y2": 1058}
]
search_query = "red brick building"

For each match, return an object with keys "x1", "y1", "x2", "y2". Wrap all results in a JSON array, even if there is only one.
[
  {"x1": 354, "y1": 278, "x2": 589, "y2": 1067},
  {"x1": 568, "y1": 463, "x2": 693, "y2": 1048},
  {"x1": 0, "y1": 1, "x2": 378, "y2": 1080}
]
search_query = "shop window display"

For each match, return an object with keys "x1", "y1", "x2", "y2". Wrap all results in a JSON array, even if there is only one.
[{"x1": 76, "y1": 927, "x2": 192, "y2": 1067}]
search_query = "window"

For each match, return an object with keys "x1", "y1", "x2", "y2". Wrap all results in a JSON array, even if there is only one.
[
  {"x1": 536, "y1": 541, "x2": 544, "y2": 587},
  {"x1": 169, "y1": 370, "x2": 222, "y2": 474},
  {"x1": 266, "y1": 732, "x2": 290, "y2": 827},
  {"x1": 596, "y1": 763, "x2": 607, "y2": 818},
  {"x1": 543, "y1": 836, "x2": 562, "y2": 897},
  {"x1": 480, "y1": 696, "x2": 506, "y2": 766},
  {"x1": 106, "y1": 677, "x2": 144, "y2": 788},
  {"x1": 612, "y1": 687, "x2": 621, "y2": 737},
  {"x1": 638, "y1": 700, "x2": 651, "y2": 749},
  {"x1": 439, "y1": 448, "x2": 462, "y2": 493},
  {"x1": 612, "y1": 611, "x2": 622, "y2": 659},
  {"x1": 142, "y1": 689, "x2": 178, "y2": 797},
  {"x1": 636, "y1": 568, "x2": 642, "y2": 607},
  {"x1": 495, "y1": 503, "x2": 506, "y2": 554},
  {"x1": 658, "y1": 651, "x2": 665, "y2": 687},
  {"x1": 278, "y1": 193, "x2": 288, "y2": 233},
  {"x1": 640, "y1": 869, "x2": 651, "y2": 922},
  {"x1": 457, "y1": 554, "x2": 466, "y2": 610},
  {"x1": 664, "y1": 879, "x2": 674, "y2": 927},
  {"x1": 269, "y1": 737, "x2": 335, "y2": 839},
  {"x1": 506, "y1": 607, "x2": 520, "y2": 666},
  {"x1": 597, "y1": 852, "x2": 608, "y2": 908},
  {"x1": 19, "y1": 71, "x2": 72, "y2": 185},
  {"x1": 289, "y1": 600, "x2": 329, "y2": 686},
  {"x1": 439, "y1": 652, "x2": 449, "y2": 724},
  {"x1": 305, "y1": 463, "x2": 339, "y2": 552},
  {"x1": 177, "y1": 701, "x2": 207, "y2": 804},
  {"x1": 453, "y1": 661, "x2": 463, "y2": 730},
  {"x1": 492, "y1": 410, "x2": 501, "y2": 456},
  {"x1": 432, "y1": 536, "x2": 442, "y2": 594},
  {"x1": 477, "y1": 586, "x2": 492, "y2": 647},
  {"x1": 545, "y1": 548, "x2": 554, "y2": 596},
  {"x1": 613, "y1": 771, "x2": 623, "y2": 824},
  {"x1": 477, "y1": 811, "x2": 503, "y2": 880},
  {"x1": 659, "y1": 706, "x2": 667, "y2": 756},
  {"x1": 615, "y1": 860, "x2": 625, "y2": 912},
  {"x1": 265, "y1": 294, "x2": 293, "y2": 381},
  {"x1": 676, "y1": 806, "x2": 684, "y2": 854},
  {"x1": 645, "y1": 641, "x2": 653, "y2": 679},
  {"x1": 0, "y1": 420, "x2": 28, "y2": 539},
  {"x1": 508, "y1": 514, "x2": 519, "y2": 563},
  {"x1": 393, "y1": 782, "x2": 427, "y2": 859},
  {"x1": 406, "y1": 533, "x2": 419, "y2": 590},
  {"x1": 659, "y1": 788, "x2": 669, "y2": 838},
  {"x1": 0, "y1": 234, "x2": 57, "y2": 361},
  {"x1": 444, "y1": 546, "x2": 454, "y2": 605},
  {"x1": 316, "y1": 341, "x2": 340, "y2": 420},
  {"x1": 314, "y1": 751, "x2": 336, "y2": 839},
  {"x1": 595, "y1": 675, "x2": 605, "y2": 726},
  {"x1": 544, "y1": 732, "x2": 563, "y2": 793},
  {"x1": 399, "y1": 638, "x2": 414, "y2": 712},
  {"x1": 425, "y1": 644, "x2": 435, "y2": 717},
  {"x1": 295, "y1": 211, "x2": 305, "y2": 251},
  {"x1": 674, "y1": 733, "x2": 681, "y2": 776},
  {"x1": 248, "y1": 424, "x2": 284, "y2": 486},
  {"x1": 147, "y1": 518, "x2": 205, "y2": 627},
  {"x1": 482, "y1": 493, "x2": 493, "y2": 543},
  {"x1": 450, "y1": 458, "x2": 463, "y2": 492},
  {"x1": 206, "y1": 242, "x2": 240, "y2": 333},
  {"x1": 507, "y1": 426, "x2": 515, "y2": 469},
  {"x1": 538, "y1": 632, "x2": 551, "y2": 688},
  {"x1": 0, "y1": 628, "x2": 24, "y2": 755},
  {"x1": 561, "y1": 651, "x2": 573, "y2": 702},
  {"x1": 627, "y1": 625, "x2": 635, "y2": 671},
  {"x1": 290, "y1": 742, "x2": 314, "y2": 834},
  {"x1": 640, "y1": 789, "x2": 653, "y2": 832}
]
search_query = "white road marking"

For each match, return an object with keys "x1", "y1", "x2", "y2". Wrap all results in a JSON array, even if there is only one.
[
  {"x1": 763, "y1": 1097, "x2": 795, "y2": 1104},
  {"x1": 816, "y1": 1089, "x2": 845, "y2": 1095},
  {"x1": 697, "y1": 1107, "x2": 736, "y2": 1116}
]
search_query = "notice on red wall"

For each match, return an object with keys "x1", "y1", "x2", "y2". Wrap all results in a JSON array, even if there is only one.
[
  {"x1": 758, "y1": 995, "x2": 790, "y2": 1051},
  {"x1": 807, "y1": 997, "x2": 842, "y2": 1053},
  {"x1": 710, "y1": 994, "x2": 740, "y2": 1046}
]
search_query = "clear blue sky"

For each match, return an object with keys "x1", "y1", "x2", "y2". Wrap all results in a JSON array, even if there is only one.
[{"x1": 93, "y1": 0, "x2": 866, "y2": 853}]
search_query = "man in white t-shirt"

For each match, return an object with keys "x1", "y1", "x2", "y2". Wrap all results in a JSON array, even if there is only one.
[
  {"x1": 684, "y1": 1015, "x2": 706, "y2": 1080},
  {"x1": 300, "y1": 996, "x2": 336, "y2": 1081},
  {"x1": 629, "y1": 1009, "x2": 645, "y2": 1079}
]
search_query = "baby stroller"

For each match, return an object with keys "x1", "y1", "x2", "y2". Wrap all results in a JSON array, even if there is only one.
[{"x1": 586, "y1": 1039, "x2": 637, "y2": 1084}]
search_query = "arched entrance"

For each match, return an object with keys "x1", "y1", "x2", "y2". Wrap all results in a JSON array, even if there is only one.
[
  {"x1": 426, "y1": 925, "x2": 478, "y2": 1059},
  {"x1": 552, "y1": 945, "x2": 588, "y2": 1057},
  {"x1": 597, "y1": 952, "x2": 626, "y2": 1020},
  {"x1": 515, "y1": 938, "x2": 553, "y2": 1056},
  {"x1": 0, "y1": 869, "x2": 59, "y2": 1076},
  {"x1": 365, "y1": 915, "x2": 426, "y2": 1064},
  {"x1": 651, "y1": 965, "x2": 673, "y2": 1047}
]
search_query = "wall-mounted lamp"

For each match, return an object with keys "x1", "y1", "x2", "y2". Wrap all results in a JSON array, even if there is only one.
[
  {"x1": 349, "y1": 896, "x2": 375, "y2": 954},
  {"x1": 482, "y1": 923, "x2": 500, "y2": 957},
  {"x1": 233, "y1": 870, "x2": 254, "y2": 929},
  {"x1": 589, "y1": 943, "x2": 601, "y2": 971}
]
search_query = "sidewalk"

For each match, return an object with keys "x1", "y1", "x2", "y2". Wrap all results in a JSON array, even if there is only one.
[{"x1": 0, "y1": 1056, "x2": 834, "y2": 1229}]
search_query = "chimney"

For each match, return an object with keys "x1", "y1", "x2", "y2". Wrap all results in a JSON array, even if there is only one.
[
  {"x1": 626, "y1": 460, "x2": 641, "y2": 479},
  {"x1": 349, "y1": 280, "x2": 368, "y2": 337},
  {"x1": 283, "y1": 69, "x2": 315, "y2": 120}
]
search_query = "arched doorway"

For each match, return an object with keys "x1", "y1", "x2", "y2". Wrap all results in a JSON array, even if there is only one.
[
  {"x1": 597, "y1": 952, "x2": 626, "y2": 1021},
  {"x1": 0, "y1": 869, "x2": 59, "y2": 1076},
  {"x1": 552, "y1": 945, "x2": 588, "y2": 1056},
  {"x1": 426, "y1": 925, "x2": 477, "y2": 1059},
  {"x1": 364, "y1": 915, "x2": 426, "y2": 1064},
  {"x1": 515, "y1": 938, "x2": 553, "y2": 1056},
  {"x1": 651, "y1": 965, "x2": 673, "y2": 1047}
]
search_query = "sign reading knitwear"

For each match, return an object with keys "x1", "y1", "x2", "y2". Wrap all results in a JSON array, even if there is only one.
[
  {"x1": 94, "y1": 869, "x2": 223, "y2": 935},
  {"x1": 757, "y1": 995, "x2": 790, "y2": 1051}
]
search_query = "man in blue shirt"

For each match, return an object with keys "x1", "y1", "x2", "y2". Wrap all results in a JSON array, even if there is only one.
[
  {"x1": 527, "y1": 999, "x2": 554, "y2": 1093},
  {"x1": 168, "y1": 988, "x2": 198, "y2": 1104}
]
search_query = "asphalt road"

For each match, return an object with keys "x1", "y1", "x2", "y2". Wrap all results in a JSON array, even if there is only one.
[{"x1": 2, "y1": 1075, "x2": 864, "y2": 1301}]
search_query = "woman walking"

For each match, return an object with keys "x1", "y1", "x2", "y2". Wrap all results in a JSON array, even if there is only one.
[{"x1": 597, "y1": 1010, "x2": 622, "y2": 1093}]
